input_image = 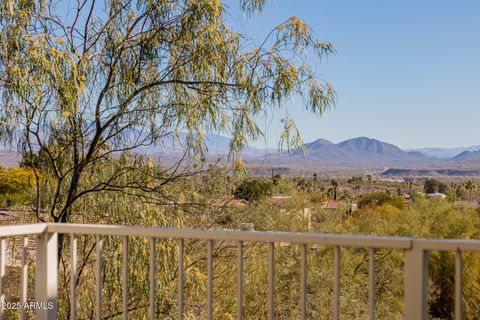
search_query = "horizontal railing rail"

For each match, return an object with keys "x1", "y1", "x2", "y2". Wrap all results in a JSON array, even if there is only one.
[
  {"x1": 3, "y1": 223, "x2": 480, "y2": 251},
  {"x1": 47, "y1": 223, "x2": 414, "y2": 248},
  {"x1": 0, "y1": 224, "x2": 47, "y2": 237},
  {"x1": 0, "y1": 223, "x2": 479, "y2": 320}
]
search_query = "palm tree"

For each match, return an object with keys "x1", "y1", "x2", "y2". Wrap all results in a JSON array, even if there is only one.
[
  {"x1": 366, "y1": 174, "x2": 373, "y2": 191},
  {"x1": 313, "y1": 173, "x2": 319, "y2": 190},
  {"x1": 348, "y1": 176, "x2": 363, "y2": 195},
  {"x1": 465, "y1": 180, "x2": 477, "y2": 200},
  {"x1": 405, "y1": 178, "x2": 415, "y2": 197},
  {"x1": 330, "y1": 179, "x2": 338, "y2": 200}
]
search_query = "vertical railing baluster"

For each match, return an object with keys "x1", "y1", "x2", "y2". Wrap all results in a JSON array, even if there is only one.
[
  {"x1": 96, "y1": 235, "x2": 103, "y2": 320},
  {"x1": 455, "y1": 249, "x2": 463, "y2": 320},
  {"x1": 70, "y1": 234, "x2": 77, "y2": 320},
  {"x1": 178, "y1": 239, "x2": 184, "y2": 320},
  {"x1": 0, "y1": 238, "x2": 5, "y2": 320},
  {"x1": 368, "y1": 248, "x2": 376, "y2": 320},
  {"x1": 35, "y1": 232, "x2": 58, "y2": 320},
  {"x1": 207, "y1": 240, "x2": 213, "y2": 320},
  {"x1": 268, "y1": 242, "x2": 275, "y2": 320},
  {"x1": 237, "y1": 241, "x2": 244, "y2": 320},
  {"x1": 404, "y1": 248, "x2": 429, "y2": 320},
  {"x1": 122, "y1": 236, "x2": 129, "y2": 320},
  {"x1": 333, "y1": 246, "x2": 341, "y2": 320},
  {"x1": 20, "y1": 236, "x2": 28, "y2": 320},
  {"x1": 300, "y1": 243, "x2": 307, "y2": 320},
  {"x1": 149, "y1": 238, "x2": 156, "y2": 320}
]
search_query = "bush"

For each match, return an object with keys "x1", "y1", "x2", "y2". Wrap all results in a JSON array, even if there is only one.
[
  {"x1": 424, "y1": 178, "x2": 448, "y2": 194},
  {"x1": 0, "y1": 168, "x2": 35, "y2": 194},
  {"x1": 0, "y1": 193, "x2": 30, "y2": 207},
  {"x1": 234, "y1": 178, "x2": 273, "y2": 202},
  {"x1": 358, "y1": 192, "x2": 404, "y2": 209},
  {"x1": 309, "y1": 191, "x2": 327, "y2": 203},
  {"x1": 0, "y1": 168, "x2": 35, "y2": 207},
  {"x1": 293, "y1": 177, "x2": 312, "y2": 192}
]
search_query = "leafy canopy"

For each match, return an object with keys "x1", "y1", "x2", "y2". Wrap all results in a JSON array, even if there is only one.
[
  {"x1": 234, "y1": 178, "x2": 273, "y2": 202},
  {"x1": 424, "y1": 178, "x2": 448, "y2": 194},
  {"x1": 0, "y1": 0, "x2": 335, "y2": 221}
]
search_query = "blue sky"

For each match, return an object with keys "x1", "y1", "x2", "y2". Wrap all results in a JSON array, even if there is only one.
[{"x1": 227, "y1": 0, "x2": 480, "y2": 149}]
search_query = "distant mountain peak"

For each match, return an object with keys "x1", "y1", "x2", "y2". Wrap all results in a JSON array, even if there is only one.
[
  {"x1": 336, "y1": 137, "x2": 402, "y2": 155},
  {"x1": 452, "y1": 150, "x2": 480, "y2": 162},
  {"x1": 339, "y1": 136, "x2": 393, "y2": 145},
  {"x1": 305, "y1": 138, "x2": 335, "y2": 149},
  {"x1": 408, "y1": 145, "x2": 480, "y2": 159}
]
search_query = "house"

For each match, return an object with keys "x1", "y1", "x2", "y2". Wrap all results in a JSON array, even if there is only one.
[
  {"x1": 210, "y1": 197, "x2": 248, "y2": 208},
  {"x1": 321, "y1": 199, "x2": 338, "y2": 210},
  {"x1": 270, "y1": 195, "x2": 293, "y2": 205},
  {"x1": 426, "y1": 192, "x2": 447, "y2": 199}
]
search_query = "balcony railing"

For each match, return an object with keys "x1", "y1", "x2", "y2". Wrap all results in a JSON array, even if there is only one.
[{"x1": 0, "y1": 223, "x2": 479, "y2": 320}]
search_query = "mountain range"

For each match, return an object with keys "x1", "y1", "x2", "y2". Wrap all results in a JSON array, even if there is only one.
[
  {"x1": 259, "y1": 137, "x2": 436, "y2": 166},
  {"x1": 184, "y1": 135, "x2": 480, "y2": 168},
  {"x1": 2, "y1": 134, "x2": 480, "y2": 168},
  {"x1": 450, "y1": 150, "x2": 480, "y2": 162},
  {"x1": 407, "y1": 145, "x2": 480, "y2": 158}
]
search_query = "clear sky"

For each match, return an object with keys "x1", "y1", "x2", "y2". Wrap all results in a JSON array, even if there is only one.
[{"x1": 227, "y1": 0, "x2": 480, "y2": 149}]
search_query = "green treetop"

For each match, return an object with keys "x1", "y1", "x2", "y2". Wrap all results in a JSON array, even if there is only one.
[{"x1": 0, "y1": 0, "x2": 335, "y2": 223}]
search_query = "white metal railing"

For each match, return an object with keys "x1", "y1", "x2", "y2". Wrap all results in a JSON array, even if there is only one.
[{"x1": 0, "y1": 223, "x2": 479, "y2": 319}]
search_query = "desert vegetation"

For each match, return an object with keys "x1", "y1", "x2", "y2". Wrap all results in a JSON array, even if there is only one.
[
  {"x1": 0, "y1": 0, "x2": 479, "y2": 319},
  {"x1": 2, "y1": 162, "x2": 480, "y2": 318}
]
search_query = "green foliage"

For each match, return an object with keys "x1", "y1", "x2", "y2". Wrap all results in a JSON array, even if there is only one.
[
  {"x1": 348, "y1": 176, "x2": 363, "y2": 194},
  {"x1": 0, "y1": 167, "x2": 34, "y2": 194},
  {"x1": 272, "y1": 174, "x2": 282, "y2": 185},
  {"x1": 424, "y1": 178, "x2": 448, "y2": 194},
  {"x1": 271, "y1": 176, "x2": 296, "y2": 196},
  {"x1": 1, "y1": 170, "x2": 475, "y2": 320},
  {"x1": 346, "y1": 198, "x2": 480, "y2": 319},
  {"x1": 465, "y1": 180, "x2": 477, "y2": 200},
  {"x1": 465, "y1": 180, "x2": 477, "y2": 190},
  {"x1": 234, "y1": 178, "x2": 273, "y2": 202},
  {"x1": 330, "y1": 179, "x2": 339, "y2": 200},
  {"x1": 198, "y1": 169, "x2": 235, "y2": 199},
  {"x1": 293, "y1": 177, "x2": 312, "y2": 193},
  {"x1": 19, "y1": 148, "x2": 51, "y2": 170},
  {"x1": 309, "y1": 191, "x2": 328, "y2": 203},
  {"x1": 0, "y1": 0, "x2": 335, "y2": 223},
  {"x1": 0, "y1": 167, "x2": 34, "y2": 206},
  {"x1": 358, "y1": 192, "x2": 404, "y2": 210}
]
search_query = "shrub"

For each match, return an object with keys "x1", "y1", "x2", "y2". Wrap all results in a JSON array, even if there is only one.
[
  {"x1": 309, "y1": 191, "x2": 328, "y2": 203},
  {"x1": 234, "y1": 178, "x2": 273, "y2": 202},
  {"x1": 0, "y1": 168, "x2": 35, "y2": 207},
  {"x1": 358, "y1": 192, "x2": 404, "y2": 209},
  {"x1": 424, "y1": 178, "x2": 448, "y2": 194},
  {"x1": 0, "y1": 168, "x2": 35, "y2": 194}
]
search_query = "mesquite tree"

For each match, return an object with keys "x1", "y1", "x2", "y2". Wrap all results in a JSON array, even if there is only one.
[{"x1": 0, "y1": 0, "x2": 335, "y2": 223}]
